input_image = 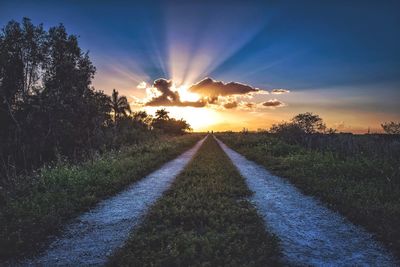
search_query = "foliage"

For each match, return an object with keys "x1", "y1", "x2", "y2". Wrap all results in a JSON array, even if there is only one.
[
  {"x1": 0, "y1": 18, "x2": 112, "y2": 181},
  {"x1": 218, "y1": 132, "x2": 400, "y2": 258},
  {"x1": 0, "y1": 134, "x2": 202, "y2": 259},
  {"x1": 381, "y1": 121, "x2": 400, "y2": 134},
  {"x1": 291, "y1": 112, "x2": 326, "y2": 134},
  {"x1": 269, "y1": 112, "x2": 328, "y2": 143},
  {"x1": 269, "y1": 122, "x2": 305, "y2": 143},
  {"x1": 108, "y1": 137, "x2": 281, "y2": 266},
  {"x1": 151, "y1": 108, "x2": 192, "y2": 134},
  {"x1": 110, "y1": 88, "x2": 131, "y2": 121}
]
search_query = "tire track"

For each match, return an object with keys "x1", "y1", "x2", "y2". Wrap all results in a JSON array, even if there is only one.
[{"x1": 18, "y1": 137, "x2": 206, "y2": 266}]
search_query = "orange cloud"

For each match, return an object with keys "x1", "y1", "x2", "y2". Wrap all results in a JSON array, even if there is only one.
[
  {"x1": 223, "y1": 101, "x2": 238, "y2": 109},
  {"x1": 262, "y1": 99, "x2": 285, "y2": 108},
  {"x1": 145, "y1": 79, "x2": 206, "y2": 107}
]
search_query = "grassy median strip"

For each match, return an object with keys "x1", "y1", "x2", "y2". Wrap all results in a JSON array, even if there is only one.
[
  {"x1": 218, "y1": 133, "x2": 400, "y2": 258},
  {"x1": 0, "y1": 134, "x2": 203, "y2": 259},
  {"x1": 108, "y1": 136, "x2": 281, "y2": 266}
]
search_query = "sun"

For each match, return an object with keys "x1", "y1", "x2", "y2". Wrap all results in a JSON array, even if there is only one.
[
  {"x1": 144, "y1": 106, "x2": 222, "y2": 132},
  {"x1": 175, "y1": 84, "x2": 201, "y2": 102},
  {"x1": 136, "y1": 80, "x2": 223, "y2": 131}
]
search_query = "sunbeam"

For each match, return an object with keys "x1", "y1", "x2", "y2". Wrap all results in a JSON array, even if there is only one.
[{"x1": 164, "y1": 4, "x2": 269, "y2": 86}]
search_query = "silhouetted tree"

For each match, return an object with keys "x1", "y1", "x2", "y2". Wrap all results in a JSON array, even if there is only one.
[
  {"x1": 269, "y1": 112, "x2": 334, "y2": 144},
  {"x1": 270, "y1": 122, "x2": 305, "y2": 143},
  {"x1": 381, "y1": 121, "x2": 400, "y2": 134},
  {"x1": 155, "y1": 108, "x2": 169, "y2": 120},
  {"x1": 132, "y1": 111, "x2": 152, "y2": 128},
  {"x1": 152, "y1": 109, "x2": 191, "y2": 134},
  {"x1": 291, "y1": 112, "x2": 326, "y2": 134},
  {"x1": 110, "y1": 89, "x2": 131, "y2": 122},
  {"x1": 0, "y1": 18, "x2": 49, "y2": 176}
]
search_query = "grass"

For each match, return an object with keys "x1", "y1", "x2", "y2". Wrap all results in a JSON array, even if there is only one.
[
  {"x1": 108, "y1": 136, "x2": 281, "y2": 266},
  {"x1": 217, "y1": 132, "x2": 400, "y2": 258},
  {"x1": 0, "y1": 134, "x2": 203, "y2": 259}
]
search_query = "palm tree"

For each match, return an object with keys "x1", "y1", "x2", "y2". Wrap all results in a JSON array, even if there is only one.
[
  {"x1": 110, "y1": 89, "x2": 131, "y2": 121},
  {"x1": 155, "y1": 108, "x2": 169, "y2": 120}
]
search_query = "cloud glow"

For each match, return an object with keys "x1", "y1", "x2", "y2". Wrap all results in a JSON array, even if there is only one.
[{"x1": 132, "y1": 78, "x2": 282, "y2": 112}]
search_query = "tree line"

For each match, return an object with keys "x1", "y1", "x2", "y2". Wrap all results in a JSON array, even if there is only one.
[
  {"x1": 250, "y1": 112, "x2": 400, "y2": 161},
  {"x1": 269, "y1": 112, "x2": 400, "y2": 137},
  {"x1": 0, "y1": 18, "x2": 190, "y2": 183}
]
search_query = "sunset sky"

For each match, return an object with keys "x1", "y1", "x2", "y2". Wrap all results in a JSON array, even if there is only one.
[{"x1": 1, "y1": 0, "x2": 399, "y2": 132}]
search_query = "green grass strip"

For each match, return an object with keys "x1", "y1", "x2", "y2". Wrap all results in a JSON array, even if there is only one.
[
  {"x1": 0, "y1": 134, "x2": 203, "y2": 259},
  {"x1": 108, "y1": 136, "x2": 281, "y2": 266}
]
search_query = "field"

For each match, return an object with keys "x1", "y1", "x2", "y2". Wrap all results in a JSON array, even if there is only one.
[
  {"x1": 217, "y1": 132, "x2": 400, "y2": 257},
  {"x1": 1, "y1": 133, "x2": 398, "y2": 265},
  {"x1": 0, "y1": 134, "x2": 203, "y2": 259}
]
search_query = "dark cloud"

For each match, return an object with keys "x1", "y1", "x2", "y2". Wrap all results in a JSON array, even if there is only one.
[
  {"x1": 144, "y1": 78, "x2": 274, "y2": 109},
  {"x1": 243, "y1": 102, "x2": 255, "y2": 109},
  {"x1": 262, "y1": 99, "x2": 284, "y2": 107},
  {"x1": 271, "y1": 88, "x2": 290, "y2": 94},
  {"x1": 146, "y1": 79, "x2": 178, "y2": 105},
  {"x1": 145, "y1": 79, "x2": 206, "y2": 107},
  {"x1": 188, "y1": 77, "x2": 259, "y2": 98},
  {"x1": 223, "y1": 101, "x2": 238, "y2": 109}
]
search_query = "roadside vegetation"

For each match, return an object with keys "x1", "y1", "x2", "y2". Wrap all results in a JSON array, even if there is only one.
[
  {"x1": 109, "y1": 136, "x2": 281, "y2": 266},
  {"x1": 0, "y1": 134, "x2": 203, "y2": 259},
  {"x1": 218, "y1": 113, "x2": 400, "y2": 257}
]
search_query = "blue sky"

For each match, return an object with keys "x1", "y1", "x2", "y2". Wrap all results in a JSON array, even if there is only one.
[{"x1": 1, "y1": 0, "x2": 399, "y2": 132}]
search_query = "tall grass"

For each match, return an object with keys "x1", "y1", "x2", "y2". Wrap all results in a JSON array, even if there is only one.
[
  {"x1": 291, "y1": 133, "x2": 400, "y2": 161},
  {"x1": 109, "y1": 136, "x2": 281, "y2": 266},
  {"x1": 0, "y1": 134, "x2": 203, "y2": 259},
  {"x1": 218, "y1": 132, "x2": 400, "y2": 258}
]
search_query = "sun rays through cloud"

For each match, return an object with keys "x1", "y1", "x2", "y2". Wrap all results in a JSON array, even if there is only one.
[
  {"x1": 88, "y1": 3, "x2": 299, "y2": 131},
  {"x1": 79, "y1": 1, "x2": 400, "y2": 133}
]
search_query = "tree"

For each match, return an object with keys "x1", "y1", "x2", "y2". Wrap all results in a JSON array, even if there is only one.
[
  {"x1": 40, "y1": 23, "x2": 101, "y2": 156},
  {"x1": 0, "y1": 18, "x2": 47, "y2": 136},
  {"x1": 0, "y1": 18, "x2": 115, "y2": 178},
  {"x1": 132, "y1": 111, "x2": 151, "y2": 128},
  {"x1": 269, "y1": 112, "x2": 333, "y2": 144},
  {"x1": 381, "y1": 121, "x2": 400, "y2": 134},
  {"x1": 0, "y1": 18, "x2": 49, "y2": 175},
  {"x1": 270, "y1": 122, "x2": 305, "y2": 143},
  {"x1": 110, "y1": 89, "x2": 131, "y2": 121},
  {"x1": 152, "y1": 109, "x2": 191, "y2": 134},
  {"x1": 155, "y1": 108, "x2": 169, "y2": 120},
  {"x1": 291, "y1": 112, "x2": 326, "y2": 134}
]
